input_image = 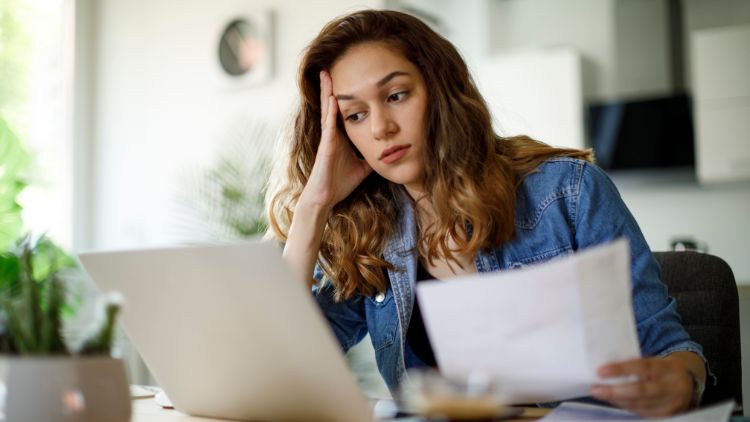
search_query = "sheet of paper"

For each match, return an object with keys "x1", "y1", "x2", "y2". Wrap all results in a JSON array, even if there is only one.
[
  {"x1": 539, "y1": 401, "x2": 735, "y2": 422},
  {"x1": 417, "y1": 239, "x2": 642, "y2": 404}
]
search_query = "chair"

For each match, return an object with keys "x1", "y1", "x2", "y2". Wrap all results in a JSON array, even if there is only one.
[{"x1": 653, "y1": 251, "x2": 743, "y2": 412}]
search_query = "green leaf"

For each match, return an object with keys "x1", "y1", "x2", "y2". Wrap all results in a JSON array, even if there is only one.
[
  {"x1": 0, "y1": 234, "x2": 80, "y2": 355},
  {"x1": 79, "y1": 302, "x2": 120, "y2": 356},
  {"x1": 30, "y1": 235, "x2": 76, "y2": 281},
  {"x1": 3, "y1": 298, "x2": 30, "y2": 354},
  {"x1": 40, "y1": 275, "x2": 67, "y2": 354},
  {"x1": 173, "y1": 122, "x2": 272, "y2": 242},
  {"x1": 19, "y1": 238, "x2": 42, "y2": 352},
  {"x1": 0, "y1": 253, "x2": 22, "y2": 294}
]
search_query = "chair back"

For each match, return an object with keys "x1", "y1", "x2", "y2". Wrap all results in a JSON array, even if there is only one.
[{"x1": 653, "y1": 251, "x2": 743, "y2": 411}]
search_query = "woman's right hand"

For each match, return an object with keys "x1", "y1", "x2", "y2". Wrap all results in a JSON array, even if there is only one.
[{"x1": 299, "y1": 70, "x2": 372, "y2": 212}]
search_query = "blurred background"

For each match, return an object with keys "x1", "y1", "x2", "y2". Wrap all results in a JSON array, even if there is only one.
[{"x1": 1, "y1": 0, "x2": 748, "y2": 410}]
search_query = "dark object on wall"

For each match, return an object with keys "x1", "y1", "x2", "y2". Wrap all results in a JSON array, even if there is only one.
[
  {"x1": 653, "y1": 251, "x2": 743, "y2": 414},
  {"x1": 219, "y1": 19, "x2": 262, "y2": 76},
  {"x1": 587, "y1": 94, "x2": 695, "y2": 170},
  {"x1": 216, "y1": 11, "x2": 274, "y2": 87}
]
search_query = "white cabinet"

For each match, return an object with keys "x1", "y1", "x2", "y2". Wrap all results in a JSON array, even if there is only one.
[
  {"x1": 475, "y1": 48, "x2": 585, "y2": 150},
  {"x1": 691, "y1": 24, "x2": 750, "y2": 184}
]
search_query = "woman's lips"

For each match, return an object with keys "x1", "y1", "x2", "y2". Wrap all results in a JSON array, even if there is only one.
[{"x1": 379, "y1": 145, "x2": 411, "y2": 164}]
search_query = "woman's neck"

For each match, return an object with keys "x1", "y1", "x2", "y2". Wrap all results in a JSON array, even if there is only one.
[
  {"x1": 403, "y1": 182, "x2": 426, "y2": 204},
  {"x1": 406, "y1": 189, "x2": 478, "y2": 279}
]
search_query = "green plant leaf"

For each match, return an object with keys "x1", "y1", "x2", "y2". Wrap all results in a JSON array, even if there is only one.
[
  {"x1": 3, "y1": 298, "x2": 29, "y2": 354},
  {"x1": 30, "y1": 235, "x2": 76, "y2": 281},
  {"x1": 173, "y1": 122, "x2": 273, "y2": 242},
  {"x1": 0, "y1": 234, "x2": 82, "y2": 355},
  {"x1": 79, "y1": 302, "x2": 120, "y2": 356},
  {"x1": 0, "y1": 253, "x2": 22, "y2": 294},
  {"x1": 18, "y1": 238, "x2": 42, "y2": 352},
  {"x1": 40, "y1": 275, "x2": 67, "y2": 354}
]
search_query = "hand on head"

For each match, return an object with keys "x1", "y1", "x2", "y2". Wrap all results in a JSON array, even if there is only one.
[{"x1": 298, "y1": 70, "x2": 372, "y2": 212}]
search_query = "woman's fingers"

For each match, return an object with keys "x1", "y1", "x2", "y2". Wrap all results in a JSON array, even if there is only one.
[
  {"x1": 318, "y1": 96, "x2": 338, "y2": 159},
  {"x1": 326, "y1": 95, "x2": 338, "y2": 136},
  {"x1": 320, "y1": 70, "x2": 331, "y2": 127},
  {"x1": 597, "y1": 358, "x2": 667, "y2": 379},
  {"x1": 592, "y1": 380, "x2": 687, "y2": 417},
  {"x1": 592, "y1": 357, "x2": 693, "y2": 417},
  {"x1": 591, "y1": 379, "x2": 663, "y2": 401},
  {"x1": 319, "y1": 70, "x2": 339, "y2": 157}
]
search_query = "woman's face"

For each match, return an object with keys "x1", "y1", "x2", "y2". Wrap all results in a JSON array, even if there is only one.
[{"x1": 330, "y1": 42, "x2": 428, "y2": 197}]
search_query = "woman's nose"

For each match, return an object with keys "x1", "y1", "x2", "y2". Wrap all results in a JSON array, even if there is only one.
[{"x1": 371, "y1": 108, "x2": 398, "y2": 140}]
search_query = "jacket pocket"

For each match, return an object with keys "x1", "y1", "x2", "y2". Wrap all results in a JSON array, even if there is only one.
[{"x1": 508, "y1": 245, "x2": 573, "y2": 268}]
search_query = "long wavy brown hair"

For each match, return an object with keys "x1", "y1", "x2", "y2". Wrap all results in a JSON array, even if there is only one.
[{"x1": 267, "y1": 10, "x2": 593, "y2": 301}]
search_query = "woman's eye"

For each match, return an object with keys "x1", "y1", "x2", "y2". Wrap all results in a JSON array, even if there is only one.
[
  {"x1": 387, "y1": 91, "x2": 407, "y2": 102},
  {"x1": 345, "y1": 111, "x2": 366, "y2": 122}
]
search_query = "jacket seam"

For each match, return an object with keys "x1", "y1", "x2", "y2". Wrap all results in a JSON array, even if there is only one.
[{"x1": 517, "y1": 160, "x2": 584, "y2": 230}]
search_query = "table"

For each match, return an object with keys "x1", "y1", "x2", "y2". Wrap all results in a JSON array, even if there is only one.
[{"x1": 131, "y1": 397, "x2": 549, "y2": 421}]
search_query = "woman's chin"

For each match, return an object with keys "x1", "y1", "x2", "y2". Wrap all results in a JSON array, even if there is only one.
[{"x1": 375, "y1": 169, "x2": 421, "y2": 187}]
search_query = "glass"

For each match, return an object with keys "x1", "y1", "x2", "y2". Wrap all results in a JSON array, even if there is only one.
[{"x1": 397, "y1": 368, "x2": 522, "y2": 420}]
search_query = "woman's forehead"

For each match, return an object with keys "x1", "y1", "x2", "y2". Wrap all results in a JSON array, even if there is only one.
[{"x1": 329, "y1": 43, "x2": 421, "y2": 96}]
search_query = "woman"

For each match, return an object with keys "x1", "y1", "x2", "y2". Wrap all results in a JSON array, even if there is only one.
[{"x1": 267, "y1": 9, "x2": 709, "y2": 417}]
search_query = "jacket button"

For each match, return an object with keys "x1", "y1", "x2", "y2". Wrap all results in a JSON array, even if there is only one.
[{"x1": 375, "y1": 292, "x2": 386, "y2": 303}]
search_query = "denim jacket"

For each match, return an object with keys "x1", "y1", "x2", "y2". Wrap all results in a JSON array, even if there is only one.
[{"x1": 313, "y1": 158, "x2": 708, "y2": 395}]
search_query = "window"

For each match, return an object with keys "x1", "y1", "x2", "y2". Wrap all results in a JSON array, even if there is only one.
[{"x1": 1, "y1": 0, "x2": 74, "y2": 248}]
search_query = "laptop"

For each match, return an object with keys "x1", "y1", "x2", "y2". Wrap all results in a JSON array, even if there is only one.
[{"x1": 78, "y1": 239, "x2": 373, "y2": 422}]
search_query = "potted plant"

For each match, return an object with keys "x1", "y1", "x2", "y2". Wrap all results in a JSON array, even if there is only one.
[{"x1": 0, "y1": 235, "x2": 131, "y2": 422}]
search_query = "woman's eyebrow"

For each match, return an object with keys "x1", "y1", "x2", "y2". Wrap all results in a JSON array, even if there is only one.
[{"x1": 335, "y1": 71, "x2": 410, "y2": 101}]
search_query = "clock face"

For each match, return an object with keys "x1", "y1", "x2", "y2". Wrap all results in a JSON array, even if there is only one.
[{"x1": 218, "y1": 19, "x2": 265, "y2": 77}]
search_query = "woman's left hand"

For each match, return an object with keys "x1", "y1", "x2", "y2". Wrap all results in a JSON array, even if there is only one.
[{"x1": 591, "y1": 354, "x2": 698, "y2": 417}]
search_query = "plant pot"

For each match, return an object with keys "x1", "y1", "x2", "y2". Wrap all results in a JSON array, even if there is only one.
[{"x1": 0, "y1": 356, "x2": 131, "y2": 422}]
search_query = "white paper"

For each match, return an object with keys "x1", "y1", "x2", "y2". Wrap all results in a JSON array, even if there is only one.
[
  {"x1": 540, "y1": 402, "x2": 642, "y2": 421},
  {"x1": 417, "y1": 239, "x2": 642, "y2": 404},
  {"x1": 539, "y1": 401, "x2": 735, "y2": 422}
]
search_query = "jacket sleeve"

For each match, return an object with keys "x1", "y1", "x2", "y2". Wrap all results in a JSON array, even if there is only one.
[
  {"x1": 573, "y1": 163, "x2": 714, "y2": 382},
  {"x1": 311, "y1": 264, "x2": 369, "y2": 352}
]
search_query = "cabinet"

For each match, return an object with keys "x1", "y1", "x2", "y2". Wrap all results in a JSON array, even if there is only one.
[{"x1": 691, "y1": 24, "x2": 750, "y2": 184}]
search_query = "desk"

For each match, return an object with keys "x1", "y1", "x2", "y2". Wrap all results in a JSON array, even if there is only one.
[
  {"x1": 131, "y1": 397, "x2": 549, "y2": 421},
  {"x1": 132, "y1": 399, "x2": 217, "y2": 421}
]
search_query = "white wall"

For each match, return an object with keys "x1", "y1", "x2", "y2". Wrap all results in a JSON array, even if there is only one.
[
  {"x1": 86, "y1": 0, "x2": 381, "y2": 250},
  {"x1": 488, "y1": 0, "x2": 671, "y2": 101},
  {"x1": 612, "y1": 171, "x2": 750, "y2": 285},
  {"x1": 613, "y1": 0, "x2": 670, "y2": 98},
  {"x1": 389, "y1": 0, "x2": 491, "y2": 69}
]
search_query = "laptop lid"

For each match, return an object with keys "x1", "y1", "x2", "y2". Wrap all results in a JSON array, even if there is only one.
[{"x1": 78, "y1": 239, "x2": 372, "y2": 422}]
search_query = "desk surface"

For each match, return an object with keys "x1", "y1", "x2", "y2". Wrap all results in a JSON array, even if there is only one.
[
  {"x1": 133, "y1": 398, "x2": 216, "y2": 421},
  {"x1": 131, "y1": 398, "x2": 548, "y2": 421}
]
